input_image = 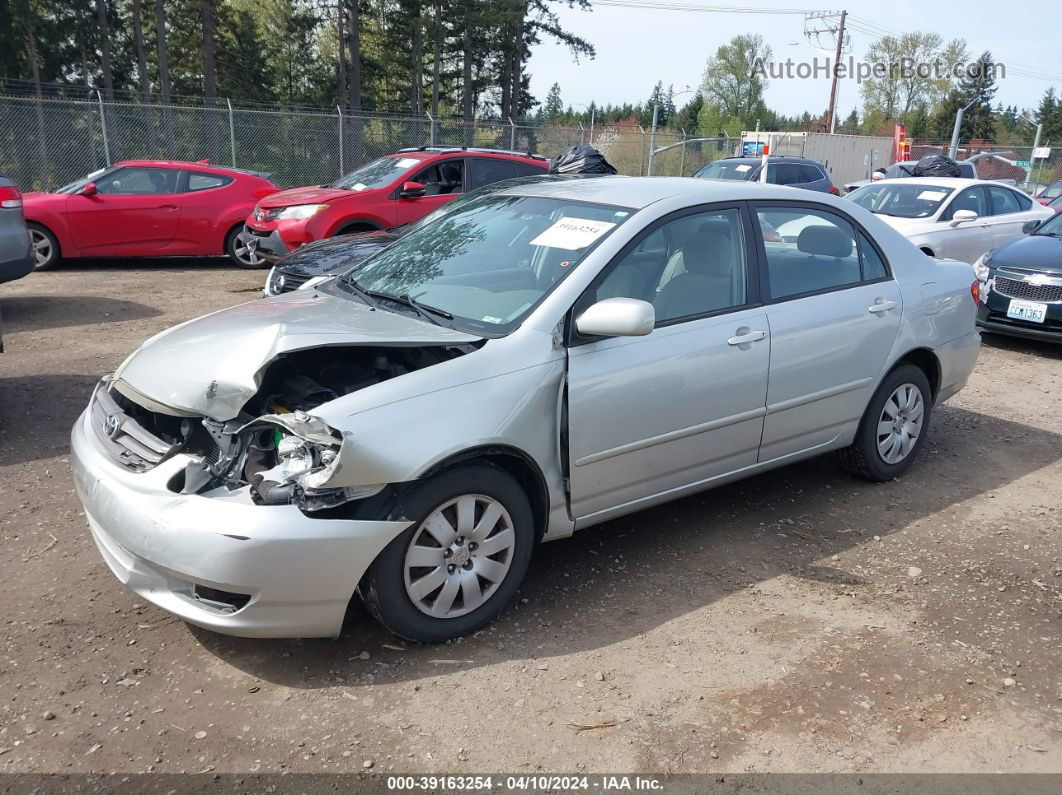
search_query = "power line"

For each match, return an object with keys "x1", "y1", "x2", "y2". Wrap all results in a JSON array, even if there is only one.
[{"x1": 590, "y1": 0, "x2": 832, "y2": 15}]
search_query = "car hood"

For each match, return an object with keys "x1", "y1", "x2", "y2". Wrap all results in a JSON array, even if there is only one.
[
  {"x1": 275, "y1": 231, "x2": 402, "y2": 278},
  {"x1": 21, "y1": 191, "x2": 67, "y2": 209},
  {"x1": 871, "y1": 215, "x2": 938, "y2": 235},
  {"x1": 258, "y1": 185, "x2": 368, "y2": 208},
  {"x1": 989, "y1": 233, "x2": 1062, "y2": 274},
  {"x1": 113, "y1": 290, "x2": 480, "y2": 421}
]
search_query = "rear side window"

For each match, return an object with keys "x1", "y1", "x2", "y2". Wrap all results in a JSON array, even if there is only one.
[
  {"x1": 468, "y1": 158, "x2": 522, "y2": 189},
  {"x1": 186, "y1": 172, "x2": 233, "y2": 192},
  {"x1": 515, "y1": 161, "x2": 547, "y2": 177},
  {"x1": 800, "y1": 165, "x2": 825, "y2": 183},
  {"x1": 859, "y1": 232, "x2": 888, "y2": 280},
  {"x1": 766, "y1": 164, "x2": 803, "y2": 185},
  {"x1": 756, "y1": 208, "x2": 861, "y2": 299},
  {"x1": 988, "y1": 186, "x2": 1030, "y2": 214}
]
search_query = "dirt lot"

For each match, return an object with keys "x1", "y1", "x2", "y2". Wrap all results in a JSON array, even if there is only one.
[{"x1": 1, "y1": 260, "x2": 1060, "y2": 777}]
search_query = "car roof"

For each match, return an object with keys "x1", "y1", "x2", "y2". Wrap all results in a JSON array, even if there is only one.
[
  {"x1": 718, "y1": 156, "x2": 824, "y2": 165},
  {"x1": 495, "y1": 175, "x2": 831, "y2": 209},
  {"x1": 115, "y1": 159, "x2": 271, "y2": 179},
  {"x1": 874, "y1": 177, "x2": 1024, "y2": 189},
  {"x1": 390, "y1": 147, "x2": 548, "y2": 162}
]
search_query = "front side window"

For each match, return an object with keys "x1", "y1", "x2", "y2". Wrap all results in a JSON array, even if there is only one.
[
  {"x1": 589, "y1": 208, "x2": 747, "y2": 324},
  {"x1": 849, "y1": 183, "x2": 954, "y2": 219},
  {"x1": 94, "y1": 167, "x2": 178, "y2": 195},
  {"x1": 411, "y1": 160, "x2": 464, "y2": 195},
  {"x1": 756, "y1": 208, "x2": 862, "y2": 299},
  {"x1": 337, "y1": 194, "x2": 631, "y2": 334},
  {"x1": 941, "y1": 186, "x2": 988, "y2": 220}
]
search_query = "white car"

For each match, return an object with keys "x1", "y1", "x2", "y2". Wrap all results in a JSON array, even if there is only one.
[{"x1": 847, "y1": 178, "x2": 1053, "y2": 263}]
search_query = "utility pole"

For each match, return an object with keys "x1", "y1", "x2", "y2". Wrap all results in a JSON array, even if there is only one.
[
  {"x1": 826, "y1": 10, "x2": 846, "y2": 133},
  {"x1": 948, "y1": 96, "x2": 978, "y2": 160}
]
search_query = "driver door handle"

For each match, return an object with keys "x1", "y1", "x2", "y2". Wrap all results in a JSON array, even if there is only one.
[
  {"x1": 727, "y1": 330, "x2": 766, "y2": 346},
  {"x1": 157, "y1": 204, "x2": 178, "y2": 210},
  {"x1": 868, "y1": 300, "x2": 897, "y2": 314}
]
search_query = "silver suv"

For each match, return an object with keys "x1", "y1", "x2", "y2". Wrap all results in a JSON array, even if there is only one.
[{"x1": 0, "y1": 172, "x2": 33, "y2": 351}]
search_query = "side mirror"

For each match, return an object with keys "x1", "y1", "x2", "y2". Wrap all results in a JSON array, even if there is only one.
[
  {"x1": 399, "y1": 181, "x2": 426, "y2": 199},
  {"x1": 575, "y1": 298, "x2": 655, "y2": 338},
  {"x1": 79, "y1": 182, "x2": 98, "y2": 196},
  {"x1": 949, "y1": 208, "x2": 978, "y2": 226},
  {"x1": 1023, "y1": 219, "x2": 1041, "y2": 234}
]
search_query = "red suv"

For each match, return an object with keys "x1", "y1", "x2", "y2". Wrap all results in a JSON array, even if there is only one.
[{"x1": 242, "y1": 147, "x2": 548, "y2": 262}]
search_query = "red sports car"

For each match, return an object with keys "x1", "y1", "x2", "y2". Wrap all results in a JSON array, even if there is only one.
[
  {"x1": 242, "y1": 147, "x2": 548, "y2": 263},
  {"x1": 22, "y1": 160, "x2": 279, "y2": 270}
]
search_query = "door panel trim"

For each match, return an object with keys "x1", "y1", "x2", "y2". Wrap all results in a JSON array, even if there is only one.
[
  {"x1": 574, "y1": 405, "x2": 768, "y2": 467},
  {"x1": 765, "y1": 376, "x2": 874, "y2": 414}
]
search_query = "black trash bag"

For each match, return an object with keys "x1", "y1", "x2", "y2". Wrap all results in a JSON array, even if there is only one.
[
  {"x1": 911, "y1": 154, "x2": 962, "y2": 178},
  {"x1": 548, "y1": 145, "x2": 618, "y2": 175}
]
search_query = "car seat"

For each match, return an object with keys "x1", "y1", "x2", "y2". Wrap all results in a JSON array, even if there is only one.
[{"x1": 653, "y1": 231, "x2": 736, "y2": 319}]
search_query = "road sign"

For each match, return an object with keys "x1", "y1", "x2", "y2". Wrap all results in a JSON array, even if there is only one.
[
  {"x1": 1016, "y1": 160, "x2": 1032, "y2": 169},
  {"x1": 1033, "y1": 147, "x2": 1052, "y2": 159}
]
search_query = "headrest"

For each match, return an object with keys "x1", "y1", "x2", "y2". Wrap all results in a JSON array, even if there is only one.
[
  {"x1": 797, "y1": 225, "x2": 852, "y2": 259},
  {"x1": 682, "y1": 231, "x2": 733, "y2": 276},
  {"x1": 697, "y1": 218, "x2": 733, "y2": 239}
]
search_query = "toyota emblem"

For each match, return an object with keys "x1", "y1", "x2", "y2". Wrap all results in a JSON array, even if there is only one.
[{"x1": 104, "y1": 413, "x2": 122, "y2": 438}]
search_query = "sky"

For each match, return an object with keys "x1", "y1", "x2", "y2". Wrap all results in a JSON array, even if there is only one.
[{"x1": 527, "y1": 0, "x2": 1061, "y2": 132}]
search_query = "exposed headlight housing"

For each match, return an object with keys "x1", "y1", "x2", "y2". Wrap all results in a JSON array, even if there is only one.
[
  {"x1": 272, "y1": 204, "x2": 329, "y2": 221},
  {"x1": 972, "y1": 250, "x2": 992, "y2": 282}
]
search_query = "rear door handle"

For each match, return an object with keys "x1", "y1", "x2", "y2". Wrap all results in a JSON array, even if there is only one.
[
  {"x1": 157, "y1": 204, "x2": 178, "y2": 210},
  {"x1": 868, "y1": 300, "x2": 897, "y2": 314},
  {"x1": 727, "y1": 330, "x2": 766, "y2": 346}
]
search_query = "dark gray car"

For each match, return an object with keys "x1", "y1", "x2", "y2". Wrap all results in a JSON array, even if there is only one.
[
  {"x1": 0, "y1": 172, "x2": 33, "y2": 352},
  {"x1": 693, "y1": 156, "x2": 838, "y2": 194}
]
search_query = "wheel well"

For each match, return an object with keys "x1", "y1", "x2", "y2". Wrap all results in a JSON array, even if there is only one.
[
  {"x1": 420, "y1": 446, "x2": 550, "y2": 542},
  {"x1": 919, "y1": 246, "x2": 935, "y2": 257},
  {"x1": 895, "y1": 348, "x2": 941, "y2": 400},
  {"x1": 223, "y1": 222, "x2": 244, "y2": 254},
  {"x1": 337, "y1": 221, "x2": 379, "y2": 235}
]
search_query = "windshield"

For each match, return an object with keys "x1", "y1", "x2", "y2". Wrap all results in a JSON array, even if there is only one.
[
  {"x1": 1033, "y1": 212, "x2": 1062, "y2": 236},
  {"x1": 56, "y1": 167, "x2": 109, "y2": 194},
  {"x1": 693, "y1": 161, "x2": 756, "y2": 181},
  {"x1": 328, "y1": 156, "x2": 422, "y2": 190},
  {"x1": 849, "y1": 183, "x2": 954, "y2": 219},
  {"x1": 336, "y1": 194, "x2": 632, "y2": 334},
  {"x1": 1041, "y1": 181, "x2": 1062, "y2": 200}
]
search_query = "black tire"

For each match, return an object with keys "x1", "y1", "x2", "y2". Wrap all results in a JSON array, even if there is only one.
[
  {"x1": 838, "y1": 363, "x2": 932, "y2": 482},
  {"x1": 27, "y1": 223, "x2": 60, "y2": 270},
  {"x1": 336, "y1": 223, "x2": 376, "y2": 237},
  {"x1": 225, "y1": 226, "x2": 269, "y2": 269},
  {"x1": 359, "y1": 464, "x2": 535, "y2": 643}
]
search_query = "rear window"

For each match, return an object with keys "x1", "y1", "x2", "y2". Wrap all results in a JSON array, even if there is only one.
[
  {"x1": 801, "y1": 164, "x2": 825, "y2": 182},
  {"x1": 694, "y1": 160, "x2": 757, "y2": 180}
]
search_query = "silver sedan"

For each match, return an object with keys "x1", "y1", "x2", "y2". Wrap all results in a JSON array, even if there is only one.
[{"x1": 70, "y1": 177, "x2": 981, "y2": 641}]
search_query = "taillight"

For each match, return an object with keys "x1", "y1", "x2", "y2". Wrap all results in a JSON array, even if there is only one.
[
  {"x1": 0, "y1": 185, "x2": 22, "y2": 209},
  {"x1": 828, "y1": 185, "x2": 839, "y2": 195},
  {"x1": 970, "y1": 280, "x2": 979, "y2": 305}
]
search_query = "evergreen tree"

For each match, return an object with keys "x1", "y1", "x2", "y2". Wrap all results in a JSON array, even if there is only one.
[{"x1": 543, "y1": 81, "x2": 563, "y2": 120}]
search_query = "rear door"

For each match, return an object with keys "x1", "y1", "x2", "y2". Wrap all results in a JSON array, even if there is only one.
[
  {"x1": 467, "y1": 157, "x2": 524, "y2": 190},
  {"x1": 984, "y1": 185, "x2": 1037, "y2": 249},
  {"x1": 394, "y1": 158, "x2": 465, "y2": 226},
  {"x1": 752, "y1": 202, "x2": 902, "y2": 462},
  {"x1": 65, "y1": 166, "x2": 182, "y2": 253}
]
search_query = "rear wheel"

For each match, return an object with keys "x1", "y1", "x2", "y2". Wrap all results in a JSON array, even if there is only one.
[
  {"x1": 225, "y1": 226, "x2": 269, "y2": 269},
  {"x1": 27, "y1": 224, "x2": 60, "y2": 270},
  {"x1": 360, "y1": 465, "x2": 535, "y2": 642},
  {"x1": 838, "y1": 364, "x2": 932, "y2": 482}
]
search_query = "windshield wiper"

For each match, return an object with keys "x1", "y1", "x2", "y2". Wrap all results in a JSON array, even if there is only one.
[
  {"x1": 366, "y1": 290, "x2": 454, "y2": 326},
  {"x1": 335, "y1": 274, "x2": 378, "y2": 309}
]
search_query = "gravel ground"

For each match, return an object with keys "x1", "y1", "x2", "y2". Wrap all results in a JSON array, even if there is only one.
[{"x1": 1, "y1": 259, "x2": 1060, "y2": 777}]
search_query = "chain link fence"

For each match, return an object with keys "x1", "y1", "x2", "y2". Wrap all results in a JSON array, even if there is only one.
[
  {"x1": 910, "y1": 140, "x2": 1061, "y2": 196},
  {"x1": 0, "y1": 91, "x2": 738, "y2": 191}
]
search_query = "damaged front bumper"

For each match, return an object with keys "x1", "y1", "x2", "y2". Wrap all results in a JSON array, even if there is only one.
[{"x1": 71, "y1": 407, "x2": 410, "y2": 638}]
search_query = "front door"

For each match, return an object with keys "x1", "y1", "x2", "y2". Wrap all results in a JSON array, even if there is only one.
[
  {"x1": 567, "y1": 205, "x2": 770, "y2": 521},
  {"x1": 935, "y1": 185, "x2": 991, "y2": 261},
  {"x1": 752, "y1": 203, "x2": 902, "y2": 462},
  {"x1": 394, "y1": 158, "x2": 465, "y2": 226},
  {"x1": 65, "y1": 166, "x2": 182, "y2": 253}
]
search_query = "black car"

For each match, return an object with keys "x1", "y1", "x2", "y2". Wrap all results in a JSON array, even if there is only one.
[
  {"x1": 263, "y1": 173, "x2": 592, "y2": 296},
  {"x1": 692, "y1": 156, "x2": 838, "y2": 194},
  {"x1": 975, "y1": 212, "x2": 1062, "y2": 342}
]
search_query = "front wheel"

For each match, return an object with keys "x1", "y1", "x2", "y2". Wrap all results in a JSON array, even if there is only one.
[
  {"x1": 226, "y1": 227, "x2": 269, "y2": 269},
  {"x1": 837, "y1": 364, "x2": 932, "y2": 482},
  {"x1": 360, "y1": 465, "x2": 535, "y2": 642}
]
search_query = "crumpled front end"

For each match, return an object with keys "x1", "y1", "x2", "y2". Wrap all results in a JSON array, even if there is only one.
[{"x1": 71, "y1": 401, "x2": 411, "y2": 637}]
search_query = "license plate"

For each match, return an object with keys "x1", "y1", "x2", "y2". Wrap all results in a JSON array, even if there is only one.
[{"x1": 1006, "y1": 298, "x2": 1047, "y2": 323}]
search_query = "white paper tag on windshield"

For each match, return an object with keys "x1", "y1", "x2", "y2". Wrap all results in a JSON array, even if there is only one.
[
  {"x1": 396, "y1": 157, "x2": 419, "y2": 168},
  {"x1": 917, "y1": 190, "x2": 947, "y2": 201},
  {"x1": 735, "y1": 164, "x2": 752, "y2": 172},
  {"x1": 530, "y1": 218, "x2": 616, "y2": 251},
  {"x1": 352, "y1": 182, "x2": 368, "y2": 191}
]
